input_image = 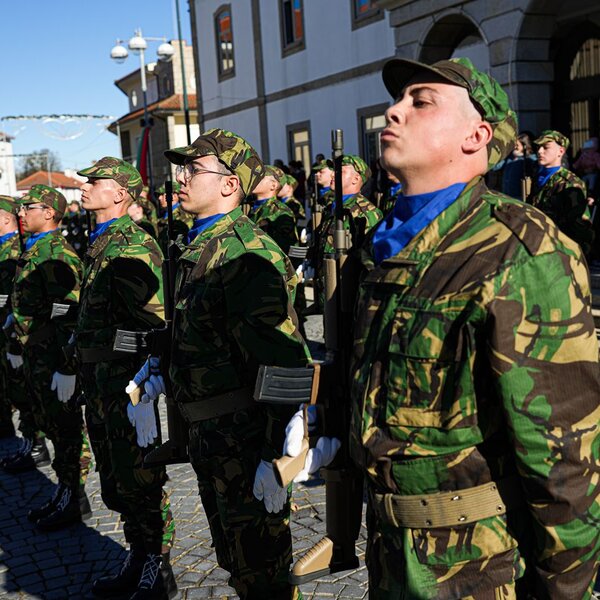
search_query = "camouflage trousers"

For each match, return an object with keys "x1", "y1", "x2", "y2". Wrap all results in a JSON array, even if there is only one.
[
  {"x1": 0, "y1": 350, "x2": 34, "y2": 439},
  {"x1": 81, "y1": 359, "x2": 174, "y2": 553},
  {"x1": 365, "y1": 482, "x2": 527, "y2": 600},
  {"x1": 188, "y1": 418, "x2": 301, "y2": 600},
  {"x1": 23, "y1": 342, "x2": 83, "y2": 489}
]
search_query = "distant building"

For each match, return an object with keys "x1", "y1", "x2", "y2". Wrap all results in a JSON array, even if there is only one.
[
  {"x1": 0, "y1": 132, "x2": 17, "y2": 196},
  {"x1": 109, "y1": 40, "x2": 200, "y2": 188},
  {"x1": 16, "y1": 170, "x2": 85, "y2": 204},
  {"x1": 188, "y1": 0, "x2": 396, "y2": 172}
]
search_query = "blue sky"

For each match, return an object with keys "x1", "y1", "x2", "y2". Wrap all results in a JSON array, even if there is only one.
[{"x1": 1, "y1": 0, "x2": 191, "y2": 173}]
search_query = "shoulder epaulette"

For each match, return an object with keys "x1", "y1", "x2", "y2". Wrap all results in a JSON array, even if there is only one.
[{"x1": 233, "y1": 219, "x2": 264, "y2": 251}]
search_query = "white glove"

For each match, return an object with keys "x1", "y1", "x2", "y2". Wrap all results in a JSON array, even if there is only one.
[
  {"x1": 294, "y1": 436, "x2": 341, "y2": 483},
  {"x1": 6, "y1": 352, "x2": 23, "y2": 369},
  {"x1": 2, "y1": 313, "x2": 15, "y2": 331},
  {"x1": 283, "y1": 404, "x2": 317, "y2": 457},
  {"x1": 125, "y1": 357, "x2": 165, "y2": 403},
  {"x1": 50, "y1": 372, "x2": 76, "y2": 403},
  {"x1": 127, "y1": 400, "x2": 158, "y2": 448},
  {"x1": 300, "y1": 228, "x2": 308, "y2": 244},
  {"x1": 253, "y1": 460, "x2": 288, "y2": 513}
]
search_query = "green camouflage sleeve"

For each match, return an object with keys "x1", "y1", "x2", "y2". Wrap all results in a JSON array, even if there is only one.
[
  {"x1": 222, "y1": 253, "x2": 311, "y2": 461},
  {"x1": 256, "y1": 212, "x2": 298, "y2": 255},
  {"x1": 488, "y1": 244, "x2": 600, "y2": 598}
]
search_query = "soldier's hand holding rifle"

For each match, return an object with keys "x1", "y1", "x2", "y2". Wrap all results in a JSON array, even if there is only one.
[
  {"x1": 3, "y1": 313, "x2": 23, "y2": 369},
  {"x1": 125, "y1": 356, "x2": 164, "y2": 447}
]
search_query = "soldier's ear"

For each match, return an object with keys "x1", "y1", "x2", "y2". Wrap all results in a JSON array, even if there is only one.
[{"x1": 463, "y1": 120, "x2": 493, "y2": 154}]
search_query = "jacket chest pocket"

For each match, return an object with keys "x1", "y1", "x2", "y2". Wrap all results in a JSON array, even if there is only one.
[{"x1": 385, "y1": 307, "x2": 477, "y2": 430}]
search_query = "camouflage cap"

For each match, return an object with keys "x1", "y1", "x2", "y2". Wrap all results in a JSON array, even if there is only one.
[
  {"x1": 342, "y1": 155, "x2": 372, "y2": 183},
  {"x1": 281, "y1": 174, "x2": 299, "y2": 190},
  {"x1": 264, "y1": 164, "x2": 286, "y2": 184},
  {"x1": 156, "y1": 182, "x2": 181, "y2": 195},
  {"x1": 77, "y1": 157, "x2": 143, "y2": 200},
  {"x1": 20, "y1": 184, "x2": 67, "y2": 216},
  {"x1": 312, "y1": 159, "x2": 333, "y2": 172},
  {"x1": 534, "y1": 130, "x2": 570, "y2": 150},
  {"x1": 382, "y1": 56, "x2": 518, "y2": 170},
  {"x1": 0, "y1": 195, "x2": 17, "y2": 214},
  {"x1": 164, "y1": 128, "x2": 266, "y2": 196}
]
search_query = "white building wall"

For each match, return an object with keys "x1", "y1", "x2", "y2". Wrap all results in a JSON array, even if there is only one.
[
  {"x1": 259, "y1": 0, "x2": 396, "y2": 93},
  {"x1": 267, "y1": 72, "x2": 390, "y2": 161},
  {"x1": 203, "y1": 107, "x2": 262, "y2": 154},
  {"x1": 0, "y1": 140, "x2": 16, "y2": 196},
  {"x1": 194, "y1": 0, "x2": 258, "y2": 115}
]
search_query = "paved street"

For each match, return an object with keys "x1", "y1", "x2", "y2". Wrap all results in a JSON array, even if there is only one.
[{"x1": 0, "y1": 311, "x2": 369, "y2": 600}]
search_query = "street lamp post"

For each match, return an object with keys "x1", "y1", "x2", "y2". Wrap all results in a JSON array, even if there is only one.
[{"x1": 110, "y1": 30, "x2": 175, "y2": 195}]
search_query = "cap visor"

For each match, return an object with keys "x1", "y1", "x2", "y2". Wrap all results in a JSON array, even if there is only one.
[
  {"x1": 164, "y1": 146, "x2": 201, "y2": 165},
  {"x1": 382, "y1": 58, "x2": 464, "y2": 100}
]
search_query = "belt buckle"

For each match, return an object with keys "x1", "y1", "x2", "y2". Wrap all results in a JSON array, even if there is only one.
[{"x1": 383, "y1": 493, "x2": 400, "y2": 528}]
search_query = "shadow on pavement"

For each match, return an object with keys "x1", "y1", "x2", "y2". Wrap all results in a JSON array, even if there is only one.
[{"x1": 0, "y1": 435, "x2": 126, "y2": 599}]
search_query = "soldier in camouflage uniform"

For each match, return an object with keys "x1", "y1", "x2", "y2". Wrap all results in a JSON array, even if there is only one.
[
  {"x1": 7, "y1": 185, "x2": 91, "y2": 530},
  {"x1": 130, "y1": 129, "x2": 310, "y2": 599},
  {"x1": 347, "y1": 57, "x2": 600, "y2": 599},
  {"x1": 128, "y1": 200, "x2": 158, "y2": 238},
  {"x1": 138, "y1": 185, "x2": 159, "y2": 233},
  {"x1": 312, "y1": 159, "x2": 334, "y2": 208},
  {"x1": 156, "y1": 181, "x2": 193, "y2": 252},
  {"x1": 528, "y1": 129, "x2": 594, "y2": 255},
  {"x1": 312, "y1": 154, "x2": 382, "y2": 306},
  {"x1": 249, "y1": 164, "x2": 299, "y2": 254},
  {"x1": 0, "y1": 196, "x2": 22, "y2": 439},
  {"x1": 61, "y1": 200, "x2": 88, "y2": 257},
  {"x1": 277, "y1": 174, "x2": 306, "y2": 223},
  {"x1": 75, "y1": 157, "x2": 176, "y2": 600}
]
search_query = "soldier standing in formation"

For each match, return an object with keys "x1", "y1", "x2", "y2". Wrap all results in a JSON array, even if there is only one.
[
  {"x1": 61, "y1": 199, "x2": 88, "y2": 256},
  {"x1": 128, "y1": 129, "x2": 310, "y2": 600},
  {"x1": 346, "y1": 56, "x2": 600, "y2": 598},
  {"x1": 5, "y1": 185, "x2": 91, "y2": 530},
  {"x1": 312, "y1": 158, "x2": 334, "y2": 207},
  {"x1": 76, "y1": 158, "x2": 176, "y2": 600},
  {"x1": 277, "y1": 174, "x2": 306, "y2": 224},
  {"x1": 156, "y1": 181, "x2": 193, "y2": 252},
  {"x1": 528, "y1": 129, "x2": 594, "y2": 254},
  {"x1": 249, "y1": 164, "x2": 298, "y2": 254}
]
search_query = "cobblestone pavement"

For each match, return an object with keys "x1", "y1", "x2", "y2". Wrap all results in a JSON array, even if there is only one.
[{"x1": 0, "y1": 311, "x2": 369, "y2": 599}]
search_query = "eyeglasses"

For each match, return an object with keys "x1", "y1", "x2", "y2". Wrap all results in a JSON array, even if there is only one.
[
  {"x1": 19, "y1": 204, "x2": 50, "y2": 213},
  {"x1": 175, "y1": 163, "x2": 229, "y2": 183}
]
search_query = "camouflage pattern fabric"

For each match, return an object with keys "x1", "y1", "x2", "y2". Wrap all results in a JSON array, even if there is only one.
[
  {"x1": 77, "y1": 156, "x2": 143, "y2": 201},
  {"x1": 342, "y1": 155, "x2": 371, "y2": 183},
  {"x1": 382, "y1": 57, "x2": 518, "y2": 170},
  {"x1": 282, "y1": 196, "x2": 306, "y2": 223},
  {"x1": 61, "y1": 209, "x2": 89, "y2": 257},
  {"x1": 136, "y1": 217, "x2": 158, "y2": 239},
  {"x1": 535, "y1": 129, "x2": 570, "y2": 149},
  {"x1": 20, "y1": 184, "x2": 67, "y2": 216},
  {"x1": 350, "y1": 177, "x2": 600, "y2": 599},
  {"x1": 157, "y1": 203, "x2": 193, "y2": 253},
  {"x1": 11, "y1": 231, "x2": 84, "y2": 489},
  {"x1": 76, "y1": 214, "x2": 174, "y2": 552},
  {"x1": 528, "y1": 166, "x2": 594, "y2": 254},
  {"x1": 138, "y1": 197, "x2": 159, "y2": 231},
  {"x1": 379, "y1": 185, "x2": 402, "y2": 215},
  {"x1": 78, "y1": 427, "x2": 93, "y2": 487},
  {"x1": 164, "y1": 128, "x2": 266, "y2": 196},
  {"x1": 169, "y1": 205, "x2": 310, "y2": 598},
  {"x1": 248, "y1": 197, "x2": 298, "y2": 254},
  {"x1": 0, "y1": 232, "x2": 28, "y2": 436}
]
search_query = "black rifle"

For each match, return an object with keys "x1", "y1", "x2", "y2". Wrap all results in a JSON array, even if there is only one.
[
  {"x1": 521, "y1": 144, "x2": 532, "y2": 203},
  {"x1": 115, "y1": 180, "x2": 189, "y2": 466},
  {"x1": 255, "y1": 130, "x2": 363, "y2": 584}
]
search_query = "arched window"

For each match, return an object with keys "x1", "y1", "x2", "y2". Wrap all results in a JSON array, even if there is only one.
[{"x1": 214, "y1": 5, "x2": 235, "y2": 80}]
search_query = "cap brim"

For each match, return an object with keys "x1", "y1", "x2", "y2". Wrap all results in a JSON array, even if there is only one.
[
  {"x1": 77, "y1": 166, "x2": 110, "y2": 179},
  {"x1": 534, "y1": 136, "x2": 551, "y2": 145},
  {"x1": 164, "y1": 145, "x2": 208, "y2": 165},
  {"x1": 382, "y1": 58, "x2": 468, "y2": 100}
]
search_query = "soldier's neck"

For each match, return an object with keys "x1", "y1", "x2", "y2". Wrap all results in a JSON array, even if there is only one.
[{"x1": 94, "y1": 205, "x2": 128, "y2": 224}]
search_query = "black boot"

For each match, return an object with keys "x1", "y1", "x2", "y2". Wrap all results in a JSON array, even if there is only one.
[
  {"x1": 92, "y1": 545, "x2": 146, "y2": 598},
  {"x1": 79, "y1": 486, "x2": 93, "y2": 521},
  {"x1": 3, "y1": 437, "x2": 50, "y2": 473},
  {"x1": 35, "y1": 485, "x2": 85, "y2": 531},
  {"x1": 129, "y1": 553, "x2": 177, "y2": 600},
  {"x1": 27, "y1": 482, "x2": 65, "y2": 522}
]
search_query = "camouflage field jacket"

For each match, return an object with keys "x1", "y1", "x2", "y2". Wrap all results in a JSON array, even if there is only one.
[
  {"x1": 248, "y1": 197, "x2": 298, "y2": 254},
  {"x1": 169, "y1": 206, "x2": 311, "y2": 461},
  {"x1": 76, "y1": 215, "x2": 165, "y2": 352},
  {"x1": 351, "y1": 177, "x2": 600, "y2": 598}
]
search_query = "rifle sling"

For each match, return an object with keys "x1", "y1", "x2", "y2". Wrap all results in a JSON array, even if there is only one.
[
  {"x1": 177, "y1": 387, "x2": 255, "y2": 424},
  {"x1": 371, "y1": 476, "x2": 523, "y2": 529}
]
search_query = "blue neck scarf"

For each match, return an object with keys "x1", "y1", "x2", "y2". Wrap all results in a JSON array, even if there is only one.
[
  {"x1": 280, "y1": 196, "x2": 290, "y2": 203},
  {"x1": 161, "y1": 202, "x2": 180, "y2": 220},
  {"x1": 25, "y1": 229, "x2": 58, "y2": 252},
  {"x1": 389, "y1": 182, "x2": 402, "y2": 197},
  {"x1": 90, "y1": 218, "x2": 117, "y2": 246},
  {"x1": 318, "y1": 186, "x2": 331, "y2": 198},
  {"x1": 372, "y1": 182, "x2": 467, "y2": 265},
  {"x1": 252, "y1": 198, "x2": 270, "y2": 209},
  {"x1": 537, "y1": 166, "x2": 560, "y2": 189},
  {"x1": 0, "y1": 231, "x2": 17, "y2": 246},
  {"x1": 187, "y1": 213, "x2": 225, "y2": 244},
  {"x1": 330, "y1": 194, "x2": 354, "y2": 214}
]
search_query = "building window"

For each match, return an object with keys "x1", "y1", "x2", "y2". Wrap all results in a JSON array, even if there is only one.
[
  {"x1": 287, "y1": 122, "x2": 312, "y2": 176},
  {"x1": 120, "y1": 130, "x2": 132, "y2": 162},
  {"x1": 351, "y1": 0, "x2": 384, "y2": 30},
  {"x1": 214, "y1": 5, "x2": 235, "y2": 80},
  {"x1": 279, "y1": 0, "x2": 305, "y2": 56},
  {"x1": 357, "y1": 104, "x2": 389, "y2": 166}
]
